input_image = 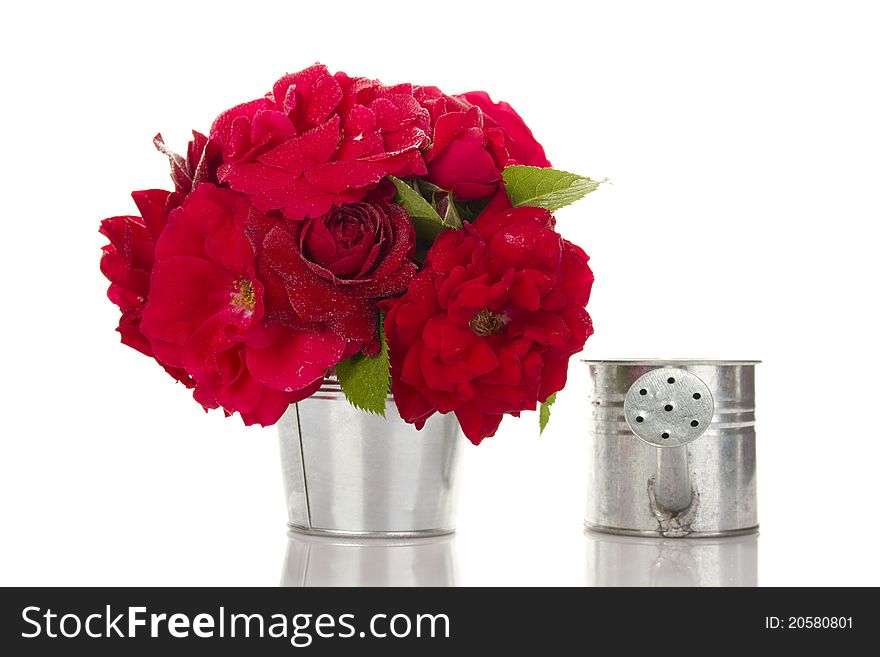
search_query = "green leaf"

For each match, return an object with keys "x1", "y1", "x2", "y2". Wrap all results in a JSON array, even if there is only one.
[
  {"x1": 412, "y1": 178, "x2": 445, "y2": 195},
  {"x1": 429, "y1": 190, "x2": 464, "y2": 229},
  {"x1": 502, "y1": 166, "x2": 604, "y2": 212},
  {"x1": 442, "y1": 193, "x2": 464, "y2": 228},
  {"x1": 335, "y1": 319, "x2": 390, "y2": 417},
  {"x1": 389, "y1": 176, "x2": 446, "y2": 244},
  {"x1": 539, "y1": 393, "x2": 557, "y2": 435}
]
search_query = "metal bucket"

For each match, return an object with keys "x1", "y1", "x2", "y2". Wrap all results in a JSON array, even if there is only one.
[
  {"x1": 278, "y1": 379, "x2": 462, "y2": 538},
  {"x1": 584, "y1": 360, "x2": 759, "y2": 538},
  {"x1": 281, "y1": 533, "x2": 457, "y2": 586}
]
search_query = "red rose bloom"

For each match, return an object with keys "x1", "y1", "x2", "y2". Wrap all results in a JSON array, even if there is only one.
[
  {"x1": 210, "y1": 64, "x2": 430, "y2": 220},
  {"x1": 382, "y1": 194, "x2": 593, "y2": 444},
  {"x1": 140, "y1": 184, "x2": 345, "y2": 425},
  {"x1": 100, "y1": 189, "x2": 193, "y2": 386},
  {"x1": 100, "y1": 132, "x2": 225, "y2": 385},
  {"x1": 459, "y1": 91, "x2": 551, "y2": 168},
  {"x1": 414, "y1": 87, "x2": 550, "y2": 201},
  {"x1": 255, "y1": 197, "x2": 418, "y2": 355}
]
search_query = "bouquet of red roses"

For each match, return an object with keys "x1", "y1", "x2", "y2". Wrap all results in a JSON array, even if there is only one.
[{"x1": 100, "y1": 64, "x2": 599, "y2": 445}]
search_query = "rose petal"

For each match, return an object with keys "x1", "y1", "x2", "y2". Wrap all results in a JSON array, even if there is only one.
[
  {"x1": 454, "y1": 403, "x2": 503, "y2": 445},
  {"x1": 247, "y1": 328, "x2": 344, "y2": 392},
  {"x1": 141, "y1": 256, "x2": 233, "y2": 345}
]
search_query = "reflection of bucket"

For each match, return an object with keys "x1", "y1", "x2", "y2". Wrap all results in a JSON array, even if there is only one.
[
  {"x1": 281, "y1": 534, "x2": 457, "y2": 587},
  {"x1": 278, "y1": 379, "x2": 462, "y2": 538},
  {"x1": 584, "y1": 531, "x2": 758, "y2": 587},
  {"x1": 584, "y1": 360, "x2": 759, "y2": 538}
]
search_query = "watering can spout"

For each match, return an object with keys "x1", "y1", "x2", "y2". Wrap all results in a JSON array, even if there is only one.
[
  {"x1": 623, "y1": 367, "x2": 715, "y2": 537},
  {"x1": 654, "y1": 446, "x2": 693, "y2": 514}
]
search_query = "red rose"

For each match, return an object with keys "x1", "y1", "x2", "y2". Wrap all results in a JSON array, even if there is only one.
[
  {"x1": 100, "y1": 132, "x2": 225, "y2": 385},
  {"x1": 414, "y1": 87, "x2": 550, "y2": 201},
  {"x1": 100, "y1": 189, "x2": 194, "y2": 386},
  {"x1": 210, "y1": 64, "x2": 430, "y2": 220},
  {"x1": 255, "y1": 197, "x2": 418, "y2": 355},
  {"x1": 459, "y1": 91, "x2": 551, "y2": 168},
  {"x1": 140, "y1": 184, "x2": 345, "y2": 425},
  {"x1": 382, "y1": 193, "x2": 593, "y2": 444}
]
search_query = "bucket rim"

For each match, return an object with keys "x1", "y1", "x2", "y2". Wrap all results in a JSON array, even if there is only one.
[
  {"x1": 581, "y1": 358, "x2": 761, "y2": 366},
  {"x1": 310, "y1": 376, "x2": 395, "y2": 400}
]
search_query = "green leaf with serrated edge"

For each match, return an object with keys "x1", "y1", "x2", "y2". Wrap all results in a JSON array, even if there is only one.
[
  {"x1": 388, "y1": 176, "x2": 446, "y2": 244},
  {"x1": 502, "y1": 166, "x2": 604, "y2": 212},
  {"x1": 539, "y1": 393, "x2": 557, "y2": 434},
  {"x1": 335, "y1": 318, "x2": 390, "y2": 417}
]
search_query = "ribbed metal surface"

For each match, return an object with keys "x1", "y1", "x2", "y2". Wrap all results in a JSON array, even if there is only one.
[
  {"x1": 584, "y1": 360, "x2": 759, "y2": 537},
  {"x1": 307, "y1": 378, "x2": 395, "y2": 401}
]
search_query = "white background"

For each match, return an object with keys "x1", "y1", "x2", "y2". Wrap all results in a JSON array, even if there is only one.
[{"x1": 1, "y1": 0, "x2": 878, "y2": 586}]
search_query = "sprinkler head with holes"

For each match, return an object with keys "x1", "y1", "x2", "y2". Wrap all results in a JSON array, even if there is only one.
[{"x1": 623, "y1": 368, "x2": 715, "y2": 448}]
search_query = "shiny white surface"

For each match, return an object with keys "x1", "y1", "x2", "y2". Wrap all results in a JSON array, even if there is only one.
[
  {"x1": 2, "y1": 1, "x2": 879, "y2": 586},
  {"x1": 280, "y1": 532, "x2": 758, "y2": 587},
  {"x1": 282, "y1": 534, "x2": 458, "y2": 587}
]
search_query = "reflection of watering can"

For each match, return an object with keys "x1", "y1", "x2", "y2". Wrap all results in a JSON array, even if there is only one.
[
  {"x1": 584, "y1": 531, "x2": 758, "y2": 587},
  {"x1": 583, "y1": 360, "x2": 759, "y2": 538}
]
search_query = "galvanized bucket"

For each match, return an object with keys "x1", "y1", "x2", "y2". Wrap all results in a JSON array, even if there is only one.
[
  {"x1": 584, "y1": 360, "x2": 759, "y2": 538},
  {"x1": 281, "y1": 533, "x2": 457, "y2": 586},
  {"x1": 278, "y1": 379, "x2": 462, "y2": 538}
]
